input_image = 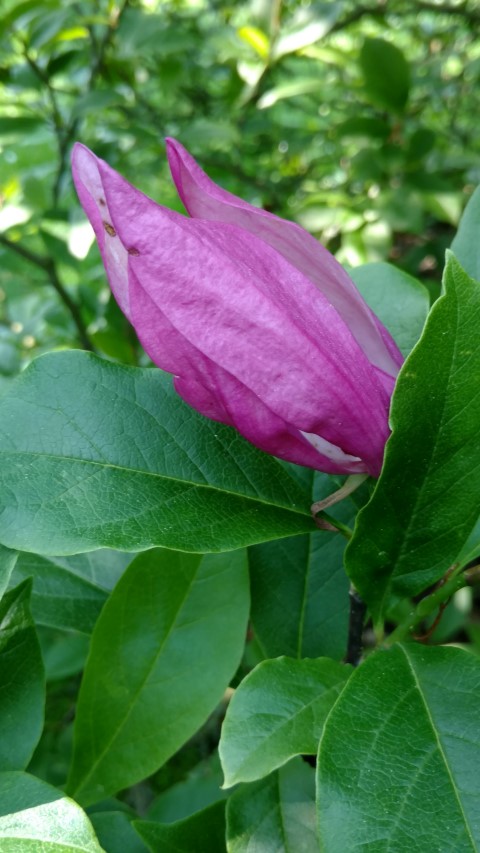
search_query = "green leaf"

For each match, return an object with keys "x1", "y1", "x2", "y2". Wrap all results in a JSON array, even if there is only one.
[
  {"x1": 237, "y1": 25, "x2": 270, "y2": 60},
  {"x1": 272, "y1": 4, "x2": 342, "y2": 59},
  {"x1": 457, "y1": 515, "x2": 480, "y2": 569},
  {"x1": 38, "y1": 628, "x2": 90, "y2": 681},
  {"x1": 350, "y1": 262, "x2": 429, "y2": 357},
  {"x1": 346, "y1": 254, "x2": 480, "y2": 622},
  {"x1": 0, "y1": 771, "x2": 103, "y2": 852},
  {"x1": 147, "y1": 753, "x2": 227, "y2": 823},
  {"x1": 0, "y1": 351, "x2": 313, "y2": 555},
  {"x1": 9, "y1": 550, "x2": 132, "y2": 634},
  {"x1": 0, "y1": 544, "x2": 17, "y2": 600},
  {"x1": 134, "y1": 801, "x2": 226, "y2": 853},
  {"x1": 406, "y1": 127, "x2": 436, "y2": 162},
  {"x1": 89, "y1": 811, "x2": 149, "y2": 853},
  {"x1": 0, "y1": 116, "x2": 44, "y2": 140},
  {"x1": 249, "y1": 471, "x2": 354, "y2": 660},
  {"x1": 67, "y1": 548, "x2": 249, "y2": 806},
  {"x1": 451, "y1": 186, "x2": 480, "y2": 281},
  {"x1": 317, "y1": 644, "x2": 480, "y2": 852},
  {"x1": 360, "y1": 38, "x2": 410, "y2": 112},
  {"x1": 336, "y1": 116, "x2": 391, "y2": 141},
  {"x1": 219, "y1": 657, "x2": 350, "y2": 786},
  {"x1": 257, "y1": 78, "x2": 325, "y2": 109},
  {"x1": 0, "y1": 580, "x2": 45, "y2": 770},
  {"x1": 226, "y1": 758, "x2": 317, "y2": 852}
]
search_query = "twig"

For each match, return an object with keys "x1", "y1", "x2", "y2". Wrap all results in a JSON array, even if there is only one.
[
  {"x1": 0, "y1": 235, "x2": 94, "y2": 351},
  {"x1": 344, "y1": 585, "x2": 367, "y2": 666},
  {"x1": 329, "y1": 1, "x2": 388, "y2": 34},
  {"x1": 413, "y1": 1, "x2": 480, "y2": 24},
  {"x1": 53, "y1": 0, "x2": 130, "y2": 205}
]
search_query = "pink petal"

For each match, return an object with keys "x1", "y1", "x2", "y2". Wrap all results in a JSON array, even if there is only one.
[
  {"x1": 166, "y1": 137, "x2": 403, "y2": 378},
  {"x1": 72, "y1": 143, "x2": 394, "y2": 477}
]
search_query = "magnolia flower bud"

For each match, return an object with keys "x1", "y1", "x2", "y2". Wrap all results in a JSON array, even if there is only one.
[{"x1": 72, "y1": 140, "x2": 403, "y2": 477}]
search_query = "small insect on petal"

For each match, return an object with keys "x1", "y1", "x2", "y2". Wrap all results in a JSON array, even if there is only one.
[{"x1": 103, "y1": 221, "x2": 116, "y2": 237}]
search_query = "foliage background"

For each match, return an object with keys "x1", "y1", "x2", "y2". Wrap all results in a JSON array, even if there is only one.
[
  {"x1": 1, "y1": 0, "x2": 480, "y2": 845},
  {"x1": 2, "y1": 0, "x2": 480, "y2": 380}
]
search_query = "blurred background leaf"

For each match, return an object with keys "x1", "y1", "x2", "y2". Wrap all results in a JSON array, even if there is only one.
[{"x1": 1, "y1": 0, "x2": 480, "y2": 374}]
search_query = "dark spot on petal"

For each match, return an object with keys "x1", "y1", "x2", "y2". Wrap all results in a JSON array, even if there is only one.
[
  {"x1": 103, "y1": 221, "x2": 116, "y2": 237},
  {"x1": 99, "y1": 197, "x2": 106, "y2": 206},
  {"x1": 128, "y1": 247, "x2": 140, "y2": 256}
]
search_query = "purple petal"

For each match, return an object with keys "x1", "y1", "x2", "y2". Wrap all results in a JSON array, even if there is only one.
[
  {"x1": 166, "y1": 137, "x2": 403, "y2": 379},
  {"x1": 72, "y1": 143, "x2": 394, "y2": 477}
]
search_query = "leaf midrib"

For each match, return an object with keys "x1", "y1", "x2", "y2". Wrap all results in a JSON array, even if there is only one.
[
  {"x1": 69, "y1": 560, "x2": 201, "y2": 799},
  {"x1": 401, "y1": 645, "x2": 477, "y2": 851},
  {"x1": 0, "y1": 449, "x2": 310, "y2": 517},
  {"x1": 233, "y1": 680, "x2": 343, "y2": 781}
]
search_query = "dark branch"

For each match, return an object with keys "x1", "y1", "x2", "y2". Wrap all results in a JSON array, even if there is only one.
[
  {"x1": 0, "y1": 235, "x2": 94, "y2": 352},
  {"x1": 344, "y1": 586, "x2": 367, "y2": 667},
  {"x1": 53, "y1": 0, "x2": 131, "y2": 205}
]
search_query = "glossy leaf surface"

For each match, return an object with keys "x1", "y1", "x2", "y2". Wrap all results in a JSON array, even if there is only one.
[
  {"x1": 249, "y1": 470, "x2": 354, "y2": 660},
  {"x1": 0, "y1": 771, "x2": 102, "y2": 852},
  {"x1": 317, "y1": 644, "x2": 480, "y2": 852},
  {"x1": 220, "y1": 657, "x2": 350, "y2": 786},
  {"x1": 0, "y1": 351, "x2": 313, "y2": 555},
  {"x1": 226, "y1": 758, "x2": 317, "y2": 852},
  {"x1": 346, "y1": 254, "x2": 480, "y2": 621},
  {"x1": 9, "y1": 549, "x2": 132, "y2": 634},
  {"x1": 68, "y1": 548, "x2": 249, "y2": 805}
]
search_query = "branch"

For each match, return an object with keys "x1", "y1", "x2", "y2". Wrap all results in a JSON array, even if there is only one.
[
  {"x1": 414, "y1": 1, "x2": 480, "y2": 23},
  {"x1": 329, "y1": 2, "x2": 388, "y2": 34},
  {"x1": 87, "y1": 0, "x2": 130, "y2": 85},
  {"x1": 344, "y1": 586, "x2": 367, "y2": 666},
  {"x1": 53, "y1": 0, "x2": 131, "y2": 205},
  {"x1": 0, "y1": 234, "x2": 94, "y2": 352}
]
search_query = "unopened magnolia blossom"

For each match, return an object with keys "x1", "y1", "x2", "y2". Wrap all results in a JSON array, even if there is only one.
[{"x1": 72, "y1": 140, "x2": 403, "y2": 478}]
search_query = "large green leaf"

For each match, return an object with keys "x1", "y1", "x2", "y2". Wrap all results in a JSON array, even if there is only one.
[
  {"x1": 451, "y1": 186, "x2": 480, "y2": 281},
  {"x1": 350, "y1": 262, "x2": 429, "y2": 357},
  {"x1": 226, "y1": 758, "x2": 317, "y2": 852},
  {"x1": 134, "y1": 801, "x2": 226, "y2": 853},
  {"x1": 0, "y1": 771, "x2": 103, "y2": 852},
  {"x1": 249, "y1": 471, "x2": 354, "y2": 660},
  {"x1": 9, "y1": 550, "x2": 132, "y2": 634},
  {"x1": 219, "y1": 657, "x2": 350, "y2": 786},
  {"x1": 317, "y1": 644, "x2": 480, "y2": 852},
  {"x1": 0, "y1": 351, "x2": 313, "y2": 555},
  {"x1": 346, "y1": 254, "x2": 480, "y2": 623},
  {"x1": 67, "y1": 548, "x2": 249, "y2": 806},
  {"x1": 0, "y1": 580, "x2": 45, "y2": 770},
  {"x1": 360, "y1": 38, "x2": 410, "y2": 112}
]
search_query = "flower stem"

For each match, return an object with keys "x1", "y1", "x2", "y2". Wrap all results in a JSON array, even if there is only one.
[{"x1": 311, "y1": 473, "x2": 368, "y2": 517}]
